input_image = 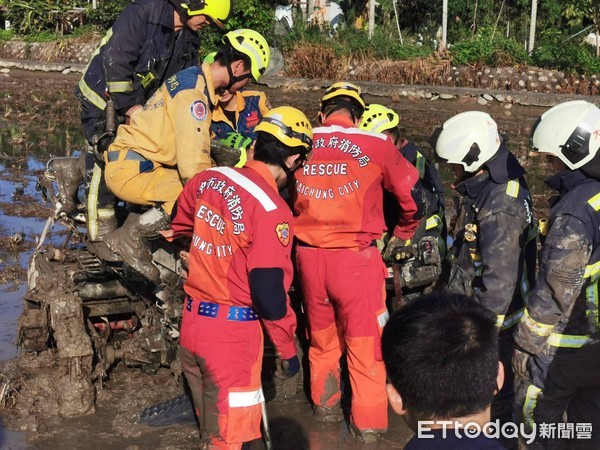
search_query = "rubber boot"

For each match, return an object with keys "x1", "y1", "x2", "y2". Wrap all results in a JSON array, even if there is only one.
[
  {"x1": 85, "y1": 155, "x2": 118, "y2": 241},
  {"x1": 313, "y1": 404, "x2": 344, "y2": 423},
  {"x1": 48, "y1": 155, "x2": 84, "y2": 213},
  {"x1": 95, "y1": 209, "x2": 118, "y2": 240},
  {"x1": 103, "y1": 208, "x2": 170, "y2": 283},
  {"x1": 349, "y1": 423, "x2": 381, "y2": 444}
]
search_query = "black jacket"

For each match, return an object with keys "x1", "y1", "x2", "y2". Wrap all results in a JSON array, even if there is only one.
[
  {"x1": 448, "y1": 148, "x2": 536, "y2": 331},
  {"x1": 76, "y1": 0, "x2": 200, "y2": 139},
  {"x1": 515, "y1": 169, "x2": 600, "y2": 355}
]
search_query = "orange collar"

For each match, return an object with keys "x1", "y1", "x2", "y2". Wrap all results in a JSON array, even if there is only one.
[
  {"x1": 322, "y1": 113, "x2": 356, "y2": 128},
  {"x1": 245, "y1": 160, "x2": 278, "y2": 193}
]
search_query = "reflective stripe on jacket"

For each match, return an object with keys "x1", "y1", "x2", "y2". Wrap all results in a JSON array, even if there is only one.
[
  {"x1": 516, "y1": 170, "x2": 600, "y2": 354},
  {"x1": 76, "y1": 0, "x2": 200, "y2": 118},
  {"x1": 450, "y1": 169, "x2": 536, "y2": 330}
]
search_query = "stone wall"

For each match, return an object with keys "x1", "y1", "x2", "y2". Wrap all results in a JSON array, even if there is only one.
[
  {"x1": 0, "y1": 36, "x2": 598, "y2": 101},
  {"x1": 0, "y1": 36, "x2": 99, "y2": 68},
  {"x1": 350, "y1": 59, "x2": 599, "y2": 96}
]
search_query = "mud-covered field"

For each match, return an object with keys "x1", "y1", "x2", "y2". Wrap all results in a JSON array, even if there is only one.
[{"x1": 0, "y1": 68, "x2": 559, "y2": 449}]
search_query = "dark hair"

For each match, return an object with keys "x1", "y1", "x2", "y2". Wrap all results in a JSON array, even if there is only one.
[
  {"x1": 388, "y1": 126, "x2": 401, "y2": 146},
  {"x1": 215, "y1": 45, "x2": 251, "y2": 72},
  {"x1": 253, "y1": 131, "x2": 307, "y2": 165},
  {"x1": 321, "y1": 96, "x2": 364, "y2": 122},
  {"x1": 382, "y1": 292, "x2": 499, "y2": 421}
]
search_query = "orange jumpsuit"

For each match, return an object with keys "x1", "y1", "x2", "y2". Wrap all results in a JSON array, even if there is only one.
[
  {"x1": 293, "y1": 114, "x2": 422, "y2": 433},
  {"x1": 171, "y1": 160, "x2": 297, "y2": 449},
  {"x1": 104, "y1": 62, "x2": 216, "y2": 214}
]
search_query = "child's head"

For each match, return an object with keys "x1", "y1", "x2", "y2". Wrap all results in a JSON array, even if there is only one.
[
  {"x1": 217, "y1": 90, "x2": 235, "y2": 108},
  {"x1": 382, "y1": 292, "x2": 501, "y2": 428}
]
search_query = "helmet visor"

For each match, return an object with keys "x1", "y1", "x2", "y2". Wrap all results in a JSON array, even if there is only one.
[
  {"x1": 560, "y1": 126, "x2": 592, "y2": 166},
  {"x1": 181, "y1": 3, "x2": 226, "y2": 28}
]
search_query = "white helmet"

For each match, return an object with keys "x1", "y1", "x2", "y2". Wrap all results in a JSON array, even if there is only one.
[
  {"x1": 432, "y1": 111, "x2": 501, "y2": 173},
  {"x1": 530, "y1": 100, "x2": 600, "y2": 170}
]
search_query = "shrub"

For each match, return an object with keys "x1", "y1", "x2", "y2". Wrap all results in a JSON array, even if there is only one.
[
  {"x1": 285, "y1": 43, "x2": 349, "y2": 79},
  {"x1": 224, "y1": 0, "x2": 276, "y2": 40},
  {"x1": 2, "y1": 0, "x2": 88, "y2": 36},
  {"x1": 280, "y1": 19, "x2": 432, "y2": 61},
  {"x1": 532, "y1": 30, "x2": 600, "y2": 75},
  {"x1": 4, "y1": 0, "x2": 64, "y2": 35},
  {"x1": 198, "y1": 0, "x2": 277, "y2": 61},
  {"x1": 450, "y1": 26, "x2": 530, "y2": 67},
  {"x1": 0, "y1": 29, "x2": 14, "y2": 41},
  {"x1": 87, "y1": 0, "x2": 129, "y2": 29}
]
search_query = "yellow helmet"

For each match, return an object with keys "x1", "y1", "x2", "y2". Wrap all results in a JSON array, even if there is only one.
[
  {"x1": 255, "y1": 106, "x2": 313, "y2": 153},
  {"x1": 360, "y1": 104, "x2": 400, "y2": 134},
  {"x1": 223, "y1": 29, "x2": 270, "y2": 82},
  {"x1": 180, "y1": 0, "x2": 231, "y2": 29},
  {"x1": 203, "y1": 51, "x2": 217, "y2": 64},
  {"x1": 321, "y1": 81, "x2": 366, "y2": 109}
]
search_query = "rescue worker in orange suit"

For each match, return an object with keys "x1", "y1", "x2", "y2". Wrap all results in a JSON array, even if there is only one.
[
  {"x1": 513, "y1": 101, "x2": 600, "y2": 448},
  {"x1": 293, "y1": 82, "x2": 426, "y2": 442},
  {"x1": 204, "y1": 51, "x2": 271, "y2": 143},
  {"x1": 169, "y1": 106, "x2": 313, "y2": 449},
  {"x1": 68, "y1": 0, "x2": 231, "y2": 242},
  {"x1": 101, "y1": 29, "x2": 270, "y2": 283}
]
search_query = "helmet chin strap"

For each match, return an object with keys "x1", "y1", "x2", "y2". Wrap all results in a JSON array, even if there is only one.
[
  {"x1": 221, "y1": 52, "x2": 251, "y2": 91},
  {"x1": 265, "y1": 145, "x2": 302, "y2": 180},
  {"x1": 275, "y1": 150, "x2": 294, "y2": 180}
]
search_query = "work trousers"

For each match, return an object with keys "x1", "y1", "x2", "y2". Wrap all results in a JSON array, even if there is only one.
[
  {"x1": 516, "y1": 342, "x2": 600, "y2": 449},
  {"x1": 180, "y1": 299, "x2": 264, "y2": 449},
  {"x1": 296, "y1": 245, "x2": 389, "y2": 432},
  {"x1": 104, "y1": 150, "x2": 183, "y2": 214}
]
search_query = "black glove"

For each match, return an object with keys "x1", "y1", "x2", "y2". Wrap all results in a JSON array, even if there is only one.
[
  {"x1": 382, "y1": 237, "x2": 415, "y2": 263},
  {"x1": 281, "y1": 355, "x2": 300, "y2": 378},
  {"x1": 512, "y1": 346, "x2": 532, "y2": 378}
]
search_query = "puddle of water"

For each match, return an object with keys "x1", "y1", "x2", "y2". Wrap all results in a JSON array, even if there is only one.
[
  {"x1": 0, "y1": 215, "x2": 48, "y2": 239},
  {"x1": 0, "y1": 421, "x2": 29, "y2": 450},
  {"x1": 0, "y1": 283, "x2": 25, "y2": 361},
  {"x1": 0, "y1": 128, "x2": 85, "y2": 162}
]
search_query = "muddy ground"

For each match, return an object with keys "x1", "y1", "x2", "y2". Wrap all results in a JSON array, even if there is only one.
[{"x1": 0, "y1": 68, "x2": 561, "y2": 449}]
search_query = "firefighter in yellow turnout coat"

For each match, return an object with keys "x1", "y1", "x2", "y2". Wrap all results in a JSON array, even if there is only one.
[{"x1": 101, "y1": 29, "x2": 270, "y2": 283}]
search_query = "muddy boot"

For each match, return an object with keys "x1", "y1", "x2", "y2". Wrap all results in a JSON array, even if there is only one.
[
  {"x1": 271, "y1": 364, "x2": 300, "y2": 402},
  {"x1": 271, "y1": 337, "x2": 304, "y2": 402},
  {"x1": 103, "y1": 208, "x2": 170, "y2": 283},
  {"x1": 84, "y1": 157, "x2": 118, "y2": 241},
  {"x1": 349, "y1": 423, "x2": 384, "y2": 444},
  {"x1": 47, "y1": 155, "x2": 84, "y2": 213},
  {"x1": 95, "y1": 209, "x2": 118, "y2": 239},
  {"x1": 313, "y1": 404, "x2": 344, "y2": 423}
]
